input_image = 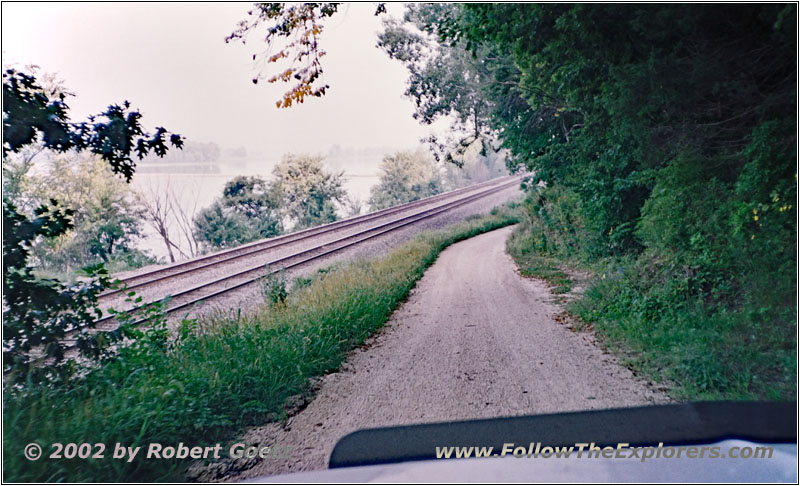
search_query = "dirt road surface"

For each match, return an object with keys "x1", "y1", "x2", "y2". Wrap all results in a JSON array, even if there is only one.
[{"x1": 225, "y1": 226, "x2": 668, "y2": 481}]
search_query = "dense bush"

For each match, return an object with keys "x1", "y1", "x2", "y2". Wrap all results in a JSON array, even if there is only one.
[
  {"x1": 368, "y1": 149, "x2": 443, "y2": 211},
  {"x1": 194, "y1": 175, "x2": 283, "y2": 251},
  {"x1": 508, "y1": 120, "x2": 796, "y2": 400},
  {"x1": 407, "y1": 4, "x2": 798, "y2": 399},
  {"x1": 2, "y1": 68, "x2": 181, "y2": 384}
]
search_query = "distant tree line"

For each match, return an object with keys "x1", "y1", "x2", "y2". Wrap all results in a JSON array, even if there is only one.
[
  {"x1": 193, "y1": 148, "x2": 501, "y2": 251},
  {"x1": 4, "y1": 69, "x2": 492, "y2": 271},
  {"x1": 193, "y1": 154, "x2": 346, "y2": 250},
  {"x1": 140, "y1": 140, "x2": 221, "y2": 164}
]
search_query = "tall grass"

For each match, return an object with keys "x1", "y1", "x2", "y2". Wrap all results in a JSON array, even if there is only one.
[
  {"x1": 567, "y1": 257, "x2": 797, "y2": 401},
  {"x1": 505, "y1": 218, "x2": 572, "y2": 295},
  {"x1": 505, "y1": 194, "x2": 796, "y2": 402},
  {"x1": 3, "y1": 205, "x2": 520, "y2": 482}
]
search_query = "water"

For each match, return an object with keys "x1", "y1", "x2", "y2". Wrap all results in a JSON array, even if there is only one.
[{"x1": 130, "y1": 157, "x2": 380, "y2": 261}]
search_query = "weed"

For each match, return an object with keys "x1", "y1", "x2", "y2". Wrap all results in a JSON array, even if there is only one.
[
  {"x1": 259, "y1": 266, "x2": 287, "y2": 306},
  {"x1": 3, "y1": 205, "x2": 521, "y2": 482}
]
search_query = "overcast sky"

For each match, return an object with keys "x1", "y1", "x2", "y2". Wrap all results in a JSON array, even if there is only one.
[{"x1": 2, "y1": 2, "x2": 433, "y2": 156}]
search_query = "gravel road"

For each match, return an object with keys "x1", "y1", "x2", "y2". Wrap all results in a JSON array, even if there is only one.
[
  {"x1": 152, "y1": 183, "x2": 523, "y2": 325},
  {"x1": 219, "y1": 225, "x2": 668, "y2": 481},
  {"x1": 103, "y1": 180, "x2": 521, "y2": 323}
]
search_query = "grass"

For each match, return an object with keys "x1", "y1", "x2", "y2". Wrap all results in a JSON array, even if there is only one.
[
  {"x1": 505, "y1": 221, "x2": 796, "y2": 402},
  {"x1": 505, "y1": 218, "x2": 572, "y2": 295},
  {"x1": 566, "y1": 258, "x2": 797, "y2": 401},
  {"x1": 3, "y1": 205, "x2": 520, "y2": 483}
]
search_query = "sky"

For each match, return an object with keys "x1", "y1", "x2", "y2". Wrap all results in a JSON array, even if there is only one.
[{"x1": 1, "y1": 2, "x2": 434, "y2": 157}]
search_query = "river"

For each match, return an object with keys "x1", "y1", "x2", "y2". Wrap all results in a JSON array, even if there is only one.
[{"x1": 130, "y1": 156, "x2": 381, "y2": 261}]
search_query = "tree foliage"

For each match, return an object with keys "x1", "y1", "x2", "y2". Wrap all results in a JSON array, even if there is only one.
[
  {"x1": 272, "y1": 153, "x2": 345, "y2": 230},
  {"x1": 377, "y1": 4, "x2": 499, "y2": 166},
  {"x1": 228, "y1": 2, "x2": 386, "y2": 108},
  {"x1": 3, "y1": 69, "x2": 183, "y2": 181},
  {"x1": 454, "y1": 4, "x2": 795, "y2": 254},
  {"x1": 368, "y1": 149, "x2": 442, "y2": 211},
  {"x1": 194, "y1": 175, "x2": 283, "y2": 251},
  {"x1": 193, "y1": 157, "x2": 347, "y2": 249},
  {"x1": 441, "y1": 142, "x2": 508, "y2": 191},
  {"x1": 2, "y1": 69, "x2": 182, "y2": 384},
  {"x1": 227, "y1": 2, "x2": 340, "y2": 108},
  {"x1": 3, "y1": 200, "x2": 112, "y2": 383},
  {"x1": 6, "y1": 151, "x2": 150, "y2": 275},
  {"x1": 387, "y1": 4, "x2": 795, "y2": 265}
]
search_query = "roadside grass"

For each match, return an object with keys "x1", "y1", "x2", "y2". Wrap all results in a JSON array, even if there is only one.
[
  {"x1": 505, "y1": 219, "x2": 572, "y2": 295},
  {"x1": 506, "y1": 219, "x2": 796, "y2": 402},
  {"x1": 289, "y1": 262, "x2": 345, "y2": 292},
  {"x1": 567, "y1": 258, "x2": 797, "y2": 402},
  {"x1": 3, "y1": 204, "x2": 521, "y2": 483}
]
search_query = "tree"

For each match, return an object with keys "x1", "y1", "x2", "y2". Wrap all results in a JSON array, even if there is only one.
[
  {"x1": 227, "y1": 3, "x2": 386, "y2": 108},
  {"x1": 368, "y1": 149, "x2": 442, "y2": 211},
  {"x1": 378, "y1": 4, "x2": 501, "y2": 166},
  {"x1": 135, "y1": 177, "x2": 201, "y2": 262},
  {"x1": 392, "y1": 4, "x2": 795, "y2": 255},
  {"x1": 441, "y1": 142, "x2": 508, "y2": 191},
  {"x1": 2, "y1": 68, "x2": 182, "y2": 383},
  {"x1": 228, "y1": 3, "x2": 506, "y2": 166},
  {"x1": 272, "y1": 154, "x2": 346, "y2": 230},
  {"x1": 193, "y1": 175, "x2": 283, "y2": 251},
  {"x1": 194, "y1": 202, "x2": 255, "y2": 250},
  {"x1": 24, "y1": 152, "x2": 149, "y2": 274}
]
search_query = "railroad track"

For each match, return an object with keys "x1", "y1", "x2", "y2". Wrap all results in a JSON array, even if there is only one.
[
  {"x1": 74, "y1": 176, "x2": 522, "y2": 339},
  {"x1": 101, "y1": 175, "x2": 516, "y2": 299}
]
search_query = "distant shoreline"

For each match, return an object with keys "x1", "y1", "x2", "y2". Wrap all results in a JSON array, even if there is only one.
[{"x1": 134, "y1": 172, "x2": 380, "y2": 178}]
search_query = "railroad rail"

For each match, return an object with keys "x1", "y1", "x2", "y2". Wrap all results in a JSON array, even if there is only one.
[
  {"x1": 100, "y1": 175, "x2": 517, "y2": 298},
  {"x1": 66, "y1": 176, "x2": 522, "y2": 342}
]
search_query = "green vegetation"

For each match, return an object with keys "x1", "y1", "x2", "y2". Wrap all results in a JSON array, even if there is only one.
[
  {"x1": 506, "y1": 227, "x2": 571, "y2": 296},
  {"x1": 2, "y1": 68, "x2": 182, "y2": 384},
  {"x1": 193, "y1": 154, "x2": 350, "y2": 251},
  {"x1": 2, "y1": 71, "x2": 157, "y2": 278},
  {"x1": 509, "y1": 181, "x2": 794, "y2": 400},
  {"x1": 368, "y1": 149, "x2": 443, "y2": 211},
  {"x1": 3, "y1": 207, "x2": 520, "y2": 482},
  {"x1": 194, "y1": 175, "x2": 283, "y2": 251},
  {"x1": 4, "y1": 150, "x2": 153, "y2": 279},
  {"x1": 377, "y1": 4, "x2": 797, "y2": 401},
  {"x1": 377, "y1": 6, "x2": 497, "y2": 166},
  {"x1": 272, "y1": 153, "x2": 346, "y2": 230},
  {"x1": 568, "y1": 256, "x2": 796, "y2": 401}
]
